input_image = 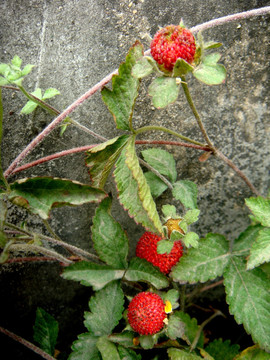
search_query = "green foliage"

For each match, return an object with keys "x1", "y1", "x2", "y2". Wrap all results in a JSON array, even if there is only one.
[
  {"x1": 204, "y1": 339, "x2": 240, "y2": 360},
  {"x1": 21, "y1": 87, "x2": 60, "y2": 114},
  {"x1": 69, "y1": 333, "x2": 101, "y2": 360},
  {"x1": 193, "y1": 53, "x2": 226, "y2": 85},
  {"x1": 7, "y1": 177, "x2": 106, "y2": 219},
  {"x1": 92, "y1": 197, "x2": 129, "y2": 269},
  {"x1": 144, "y1": 171, "x2": 168, "y2": 198},
  {"x1": 101, "y1": 41, "x2": 143, "y2": 130},
  {"x1": 132, "y1": 56, "x2": 154, "y2": 78},
  {"x1": 168, "y1": 348, "x2": 203, "y2": 359},
  {"x1": 172, "y1": 180, "x2": 198, "y2": 209},
  {"x1": 148, "y1": 77, "x2": 180, "y2": 108},
  {"x1": 62, "y1": 261, "x2": 125, "y2": 291},
  {"x1": 173, "y1": 58, "x2": 194, "y2": 77},
  {"x1": 172, "y1": 233, "x2": 230, "y2": 283},
  {"x1": 114, "y1": 136, "x2": 163, "y2": 235},
  {"x1": 157, "y1": 239, "x2": 174, "y2": 254},
  {"x1": 245, "y1": 196, "x2": 270, "y2": 227},
  {"x1": 84, "y1": 281, "x2": 124, "y2": 336},
  {"x1": 96, "y1": 337, "x2": 121, "y2": 360},
  {"x1": 118, "y1": 346, "x2": 142, "y2": 360},
  {"x1": 0, "y1": 55, "x2": 34, "y2": 86},
  {"x1": 86, "y1": 135, "x2": 129, "y2": 189},
  {"x1": 232, "y1": 224, "x2": 264, "y2": 255},
  {"x1": 124, "y1": 257, "x2": 169, "y2": 289},
  {"x1": 33, "y1": 307, "x2": 59, "y2": 356},
  {"x1": 223, "y1": 257, "x2": 270, "y2": 351},
  {"x1": 247, "y1": 228, "x2": 270, "y2": 270},
  {"x1": 234, "y1": 345, "x2": 270, "y2": 359},
  {"x1": 141, "y1": 148, "x2": 177, "y2": 183}
]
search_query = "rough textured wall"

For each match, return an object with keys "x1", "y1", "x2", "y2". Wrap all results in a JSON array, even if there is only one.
[{"x1": 0, "y1": 0, "x2": 269, "y2": 358}]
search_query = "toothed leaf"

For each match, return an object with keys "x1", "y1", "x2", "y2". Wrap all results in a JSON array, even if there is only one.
[
  {"x1": 172, "y1": 180, "x2": 198, "y2": 209},
  {"x1": 224, "y1": 257, "x2": 270, "y2": 351},
  {"x1": 92, "y1": 197, "x2": 129, "y2": 269},
  {"x1": 96, "y1": 337, "x2": 121, "y2": 360},
  {"x1": 149, "y1": 77, "x2": 180, "y2": 108},
  {"x1": 171, "y1": 233, "x2": 230, "y2": 283},
  {"x1": 247, "y1": 228, "x2": 270, "y2": 270},
  {"x1": 69, "y1": 333, "x2": 101, "y2": 360},
  {"x1": 245, "y1": 196, "x2": 270, "y2": 227},
  {"x1": 102, "y1": 41, "x2": 143, "y2": 130},
  {"x1": 204, "y1": 339, "x2": 240, "y2": 360}
]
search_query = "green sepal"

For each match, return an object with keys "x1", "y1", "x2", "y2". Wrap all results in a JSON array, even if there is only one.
[{"x1": 173, "y1": 58, "x2": 194, "y2": 77}]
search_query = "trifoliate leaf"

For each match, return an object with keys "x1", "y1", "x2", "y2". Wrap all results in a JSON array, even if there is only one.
[
  {"x1": 172, "y1": 233, "x2": 230, "y2": 283},
  {"x1": 144, "y1": 171, "x2": 168, "y2": 198},
  {"x1": 204, "y1": 338, "x2": 240, "y2": 360},
  {"x1": 33, "y1": 307, "x2": 59, "y2": 356},
  {"x1": 62, "y1": 261, "x2": 125, "y2": 291},
  {"x1": 124, "y1": 257, "x2": 169, "y2": 289},
  {"x1": 148, "y1": 77, "x2": 180, "y2": 108},
  {"x1": 245, "y1": 196, "x2": 270, "y2": 227},
  {"x1": 247, "y1": 228, "x2": 270, "y2": 270},
  {"x1": 96, "y1": 337, "x2": 121, "y2": 360},
  {"x1": 8, "y1": 177, "x2": 106, "y2": 220},
  {"x1": 86, "y1": 135, "x2": 129, "y2": 189},
  {"x1": 84, "y1": 281, "x2": 124, "y2": 336},
  {"x1": 141, "y1": 148, "x2": 177, "y2": 183},
  {"x1": 92, "y1": 197, "x2": 129, "y2": 269},
  {"x1": 102, "y1": 41, "x2": 143, "y2": 130},
  {"x1": 69, "y1": 333, "x2": 101, "y2": 360},
  {"x1": 114, "y1": 136, "x2": 163, "y2": 235},
  {"x1": 172, "y1": 180, "x2": 198, "y2": 209},
  {"x1": 224, "y1": 257, "x2": 270, "y2": 351}
]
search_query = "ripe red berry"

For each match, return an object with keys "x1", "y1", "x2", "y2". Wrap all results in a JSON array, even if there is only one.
[
  {"x1": 136, "y1": 232, "x2": 183, "y2": 274},
  {"x1": 127, "y1": 292, "x2": 166, "y2": 335},
  {"x1": 150, "y1": 25, "x2": 196, "y2": 71}
]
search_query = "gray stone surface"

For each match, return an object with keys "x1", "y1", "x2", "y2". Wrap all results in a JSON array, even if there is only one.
[{"x1": 0, "y1": 0, "x2": 269, "y2": 357}]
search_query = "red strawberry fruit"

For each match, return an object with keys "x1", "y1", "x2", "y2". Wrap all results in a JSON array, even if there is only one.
[
  {"x1": 127, "y1": 292, "x2": 166, "y2": 335},
  {"x1": 150, "y1": 25, "x2": 196, "y2": 71},
  {"x1": 136, "y1": 231, "x2": 183, "y2": 274}
]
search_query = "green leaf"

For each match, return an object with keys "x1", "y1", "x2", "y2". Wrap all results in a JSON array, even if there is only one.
[
  {"x1": 31, "y1": 88, "x2": 43, "y2": 99},
  {"x1": 139, "y1": 334, "x2": 157, "y2": 349},
  {"x1": 0, "y1": 77, "x2": 9, "y2": 86},
  {"x1": 114, "y1": 137, "x2": 163, "y2": 235},
  {"x1": 183, "y1": 209, "x2": 200, "y2": 225},
  {"x1": 92, "y1": 197, "x2": 129, "y2": 269},
  {"x1": 245, "y1": 196, "x2": 270, "y2": 227},
  {"x1": 164, "y1": 289, "x2": 180, "y2": 309},
  {"x1": 124, "y1": 257, "x2": 169, "y2": 289},
  {"x1": 203, "y1": 41, "x2": 222, "y2": 50},
  {"x1": 232, "y1": 224, "x2": 264, "y2": 256},
  {"x1": 69, "y1": 333, "x2": 101, "y2": 360},
  {"x1": 33, "y1": 307, "x2": 59, "y2": 356},
  {"x1": 144, "y1": 172, "x2": 168, "y2": 198},
  {"x1": 234, "y1": 345, "x2": 270, "y2": 359},
  {"x1": 108, "y1": 332, "x2": 135, "y2": 348},
  {"x1": 204, "y1": 339, "x2": 240, "y2": 360},
  {"x1": 141, "y1": 148, "x2": 177, "y2": 183},
  {"x1": 157, "y1": 239, "x2": 174, "y2": 254},
  {"x1": 62, "y1": 261, "x2": 125, "y2": 291},
  {"x1": 148, "y1": 77, "x2": 180, "y2": 108},
  {"x1": 181, "y1": 232, "x2": 199, "y2": 248},
  {"x1": 167, "y1": 311, "x2": 203, "y2": 347},
  {"x1": 168, "y1": 348, "x2": 203, "y2": 359},
  {"x1": 173, "y1": 58, "x2": 194, "y2": 77},
  {"x1": 132, "y1": 56, "x2": 154, "y2": 78},
  {"x1": 86, "y1": 135, "x2": 129, "y2": 189},
  {"x1": 42, "y1": 88, "x2": 60, "y2": 100},
  {"x1": 20, "y1": 100, "x2": 38, "y2": 114},
  {"x1": 8, "y1": 177, "x2": 106, "y2": 219},
  {"x1": 96, "y1": 337, "x2": 121, "y2": 360},
  {"x1": 171, "y1": 233, "x2": 230, "y2": 283},
  {"x1": 224, "y1": 257, "x2": 270, "y2": 351},
  {"x1": 162, "y1": 205, "x2": 177, "y2": 218},
  {"x1": 247, "y1": 228, "x2": 270, "y2": 270},
  {"x1": 102, "y1": 41, "x2": 143, "y2": 130},
  {"x1": 0, "y1": 63, "x2": 9, "y2": 75},
  {"x1": 11, "y1": 55, "x2": 22, "y2": 68},
  {"x1": 84, "y1": 281, "x2": 124, "y2": 336},
  {"x1": 21, "y1": 64, "x2": 35, "y2": 76},
  {"x1": 193, "y1": 53, "x2": 226, "y2": 85},
  {"x1": 172, "y1": 180, "x2": 198, "y2": 209},
  {"x1": 118, "y1": 346, "x2": 142, "y2": 360}
]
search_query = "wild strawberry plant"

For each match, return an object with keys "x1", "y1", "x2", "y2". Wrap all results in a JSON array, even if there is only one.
[{"x1": 0, "y1": 7, "x2": 270, "y2": 360}]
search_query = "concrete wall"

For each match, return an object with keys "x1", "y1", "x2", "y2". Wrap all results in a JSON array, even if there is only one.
[{"x1": 0, "y1": 0, "x2": 269, "y2": 358}]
